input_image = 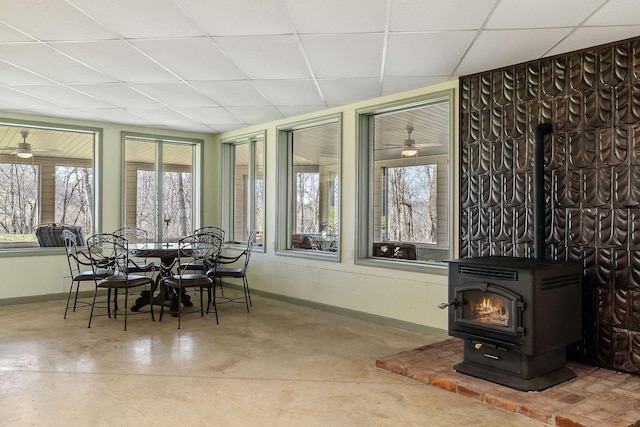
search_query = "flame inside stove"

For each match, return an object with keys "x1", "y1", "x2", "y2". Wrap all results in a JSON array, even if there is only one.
[{"x1": 474, "y1": 297, "x2": 509, "y2": 325}]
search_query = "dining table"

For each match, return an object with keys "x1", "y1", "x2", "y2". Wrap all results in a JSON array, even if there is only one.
[{"x1": 128, "y1": 242, "x2": 194, "y2": 314}]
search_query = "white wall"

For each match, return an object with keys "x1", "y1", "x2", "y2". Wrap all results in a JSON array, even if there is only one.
[
  {"x1": 218, "y1": 80, "x2": 458, "y2": 332},
  {"x1": 0, "y1": 81, "x2": 456, "y2": 333}
]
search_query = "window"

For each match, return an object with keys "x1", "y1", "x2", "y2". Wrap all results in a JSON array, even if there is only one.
[
  {"x1": 123, "y1": 133, "x2": 201, "y2": 241},
  {"x1": 221, "y1": 132, "x2": 265, "y2": 247},
  {"x1": 0, "y1": 123, "x2": 98, "y2": 247},
  {"x1": 357, "y1": 91, "x2": 453, "y2": 268},
  {"x1": 277, "y1": 116, "x2": 340, "y2": 258}
]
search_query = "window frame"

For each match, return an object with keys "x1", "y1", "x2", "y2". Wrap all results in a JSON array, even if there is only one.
[
  {"x1": 220, "y1": 130, "x2": 266, "y2": 251},
  {"x1": 0, "y1": 118, "x2": 101, "y2": 250},
  {"x1": 355, "y1": 90, "x2": 456, "y2": 273},
  {"x1": 275, "y1": 114, "x2": 341, "y2": 261},
  {"x1": 121, "y1": 131, "x2": 203, "y2": 242}
]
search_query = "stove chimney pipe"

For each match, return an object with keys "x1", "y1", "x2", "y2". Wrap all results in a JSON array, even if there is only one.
[{"x1": 533, "y1": 123, "x2": 553, "y2": 260}]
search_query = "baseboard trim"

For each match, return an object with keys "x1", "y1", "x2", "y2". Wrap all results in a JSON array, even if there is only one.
[{"x1": 224, "y1": 282, "x2": 448, "y2": 338}]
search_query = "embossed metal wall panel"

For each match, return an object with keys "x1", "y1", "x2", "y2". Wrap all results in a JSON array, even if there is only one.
[{"x1": 459, "y1": 37, "x2": 640, "y2": 375}]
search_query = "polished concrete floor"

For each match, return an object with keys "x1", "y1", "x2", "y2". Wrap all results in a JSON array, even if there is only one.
[{"x1": 0, "y1": 290, "x2": 547, "y2": 426}]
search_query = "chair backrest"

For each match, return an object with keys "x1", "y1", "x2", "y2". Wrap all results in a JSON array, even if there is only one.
[
  {"x1": 113, "y1": 227, "x2": 150, "y2": 244},
  {"x1": 243, "y1": 230, "x2": 257, "y2": 272},
  {"x1": 178, "y1": 233, "x2": 222, "y2": 275},
  {"x1": 194, "y1": 226, "x2": 225, "y2": 242},
  {"x1": 86, "y1": 233, "x2": 128, "y2": 276},
  {"x1": 63, "y1": 228, "x2": 83, "y2": 277}
]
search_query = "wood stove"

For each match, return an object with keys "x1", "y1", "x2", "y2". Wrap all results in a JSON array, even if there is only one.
[
  {"x1": 444, "y1": 256, "x2": 581, "y2": 391},
  {"x1": 441, "y1": 123, "x2": 583, "y2": 391}
]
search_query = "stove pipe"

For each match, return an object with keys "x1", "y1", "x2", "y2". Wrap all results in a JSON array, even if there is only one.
[{"x1": 533, "y1": 123, "x2": 553, "y2": 260}]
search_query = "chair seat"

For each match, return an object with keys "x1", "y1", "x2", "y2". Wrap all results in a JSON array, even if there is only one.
[
  {"x1": 98, "y1": 273, "x2": 153, "y2": 288},
  {"x1": 211, "y1": 267, "x2": 244, "y2": 278},
  {"x1": 178, "y1": 261, "x2": 206, "y2": 272},
  {"x1": 163, "y1": 274, "x2": 213, "y2": 288},
  {"x1": 72, "y1": 269, "x2": 109, "y2": 281}
]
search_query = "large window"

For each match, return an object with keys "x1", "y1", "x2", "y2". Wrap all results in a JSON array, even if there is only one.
[
  {"x1": 221, "y1": 132, "x2": 265, "y2": 247},
  {"x1": 123, "y1": 133, "x2": 201, "y2": 242},
  {"x1": 0, "y1": 123, "x2": 97, "y2": 247},
  {"x1": 357, "y1": 91, "x2": 453, "y2": 268},
  {"x1": 277, "y1": 116, "x2": 340, "y2": 258}
]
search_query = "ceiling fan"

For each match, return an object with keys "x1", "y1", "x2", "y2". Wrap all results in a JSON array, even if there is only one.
[
  {"x1": 401, "y1": 125, "x2": 421, "y2": 157},
  {"x1": 0, "y1": 130, "x2": 61, "y2": 159}
]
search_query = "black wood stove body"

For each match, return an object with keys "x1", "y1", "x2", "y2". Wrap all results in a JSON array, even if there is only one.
[
  {"x1": 443, "y1": 123, "x2": 583, "y2": 391},
  {"x1": 445, "y1": 256, "x2": 581, "y2": 391}
]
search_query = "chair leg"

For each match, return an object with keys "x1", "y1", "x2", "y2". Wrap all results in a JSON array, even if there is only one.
[
  {"x1": 159, "y1": 282, "x2": 166, "y2": 322},
  {"x1": 211, "y1": 286, "x2": 218, "y2": 324},
  {"x1": 243, "y1": 276, "x2": 252, "y2": 311},
  {"x1": 87, "y1": 287, "x2": 99, "y2": 328},
  {"x1": 123, "y1": 289, "x2": 129, "y2": 331},
  {"x1": 199, "y1": 287, "x2": 205, "y2": 317},
  {"x1": 64, "y1": 281, "x2": 76, "y2": 319}
]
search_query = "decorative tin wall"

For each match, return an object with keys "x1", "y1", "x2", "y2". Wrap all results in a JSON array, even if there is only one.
[{"x1": 459, "y1": 36, "x2": 640, "y2": 374}]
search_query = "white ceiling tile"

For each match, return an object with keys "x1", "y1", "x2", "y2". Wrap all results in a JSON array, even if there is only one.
[
  {"x1": 214, "y1": 36, "x2": 312, "y2": 79},
  {"x1": 548, "y1": 26, "x2": 640, "y2": 56},
  {"x1": 0, "y1": 0, "x2": 117, "y2": 40},
  {"x1": 132, "y1": 38, "x2": 247, "y2": 80},
  {"x1": 177, "y1": 107, "x2": 244, "y2": 125},
  {"x1": 0, "y1": 86, "x2": 65, "y2": 109},
  {"x1": 24, "y1": 108, "x2": 101, "y2": 122},
  {"x1": 80, "y1": 108, "x2": 157, "y2": 126},
  {"x1": 10, "y1": 84, "x2": 117, "y2": 108},
  {"x1": 126, "y1": 107, "x2": 201, "y2": 128},
  {"x1": 226, "y1": 106, "x2": 284, "y2": 125},
  {"x1": 283, "y1": 0, "x2": 387, "y2": 34},
  {"x1": 586, "y1": 0, "x2": 640, "y2": 25},
  {"x1": 455, "y1": 28, "x2": 572, "y2": 76},
  {"x1": 67, "y1": 83, "x2": 164, "y2": 108},
  {"x1": 189, "y1": 80, "x2": 270, "y2": 106},
  {"x1": 487, "y1": 0, "x2": 604, "y2": 29},
  {"x1": 68, "y1": 0, "x2": 205, "y2": 38},
  {"x1": 51, "y1": 40, "x2": 178, "y2": 83},
  {"x1": 0, "y1": 61, "x2": 53, "y2": 84},
  {"x1": 301, "y1": 34, "x2": 384, "y2": 79},
  {"x1": 317, "y1": 78, "x2": 381, "y2": 106},
  {"x1": 177, "y1": 0, "x2": 293, "y2": 36},
  {"x1": 0, "y1": 22, "x2": 34, "y2": 42},
  {"x1": 0, "y1": 43, "x2": 115, "y2": 83},
  {"x1": 390, "y1": 0, "x2": 495, "y2": 31},
  {"x1": 276, "y1": 105, "x2": 326, "y2": 117},
  {"x1": 384, "y1": 31, "x2": 476, "y2": 77},
  {"x1": 253, "y1": 80, "x2": 325, "y2": 106},
  {"x1": 381, "y1": 76, "x2": 451, "y2": 95},
  {"x1": 128, "y1": 82, "x2": 218, "y2": 108}
]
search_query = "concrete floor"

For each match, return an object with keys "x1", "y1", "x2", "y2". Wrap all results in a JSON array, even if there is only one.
[{"x1": 0, "y1": 291, "x2": 547, "y2": 426}]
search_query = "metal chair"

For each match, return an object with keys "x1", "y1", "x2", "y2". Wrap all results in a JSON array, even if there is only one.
[
  {"x1": 113, "y1": 227, "x2": 158, "y2": 275},
  {"x1": 86, "y1": 233, "x2": 155, "y2": 330},
  {"x1": 63, "y1": 229, "x2": 108, "y2": 319},
  {"x1": 207, "y1": 230, "x2": 256, "y2": 312},
  {"x1": 160, "y1": 233, "x2": 222, "y2": 329},
  {"x1": 179, "y1": 226, "x2": 225, "y2": 273}
]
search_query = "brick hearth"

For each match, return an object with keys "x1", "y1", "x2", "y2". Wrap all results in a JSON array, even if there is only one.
[{"x1": 376, "y1": 338, "x2": 640, "y2": 427}]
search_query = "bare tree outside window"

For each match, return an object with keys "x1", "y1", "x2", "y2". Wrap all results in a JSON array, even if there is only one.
[
  {"x1": 385, "y1": 164, "x2": 437, "y2": 243},
  {"x1": 0, "y1": 163, "x2": 38, "y2": 236},
  {"x1": 295, "y1": 172, "x2": 319, "y2": 233},
  {"x1": 55, "y1": 166, "x2": 93, "y2": 233},
  {"x1": 162, "y1": 171, "x2": 192, "y2": 237}
]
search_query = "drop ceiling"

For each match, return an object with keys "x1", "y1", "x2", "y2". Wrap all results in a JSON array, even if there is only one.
[{"x1": 0, "y1": 0, "x2": 638, "y2": 135}]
